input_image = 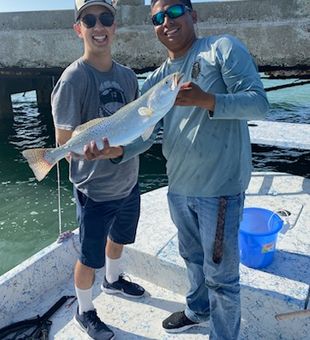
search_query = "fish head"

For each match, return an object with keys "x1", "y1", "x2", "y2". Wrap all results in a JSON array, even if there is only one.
[{"x1": 147, "y1": 72, "x2": 183, "y2": 117}]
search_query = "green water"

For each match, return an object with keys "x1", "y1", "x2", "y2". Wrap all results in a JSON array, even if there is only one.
[{"x1": 0, "y1": 94, "x2": 168, "y2": 275}]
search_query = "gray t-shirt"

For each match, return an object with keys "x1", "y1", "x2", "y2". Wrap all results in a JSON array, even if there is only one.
[{"x1": 51, "y1": 58, "x2": 139, "y2": 201}]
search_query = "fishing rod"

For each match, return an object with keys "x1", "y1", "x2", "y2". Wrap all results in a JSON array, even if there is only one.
[
  {"x1": 275, "y1": 285, "x2": 310, "y2": 321},
  {"x1": 265, "y1": 80, "x2": 310, "y2": 92},
  {"x1": 0, "y1": 295, "x2": 75, "y2": 340}
]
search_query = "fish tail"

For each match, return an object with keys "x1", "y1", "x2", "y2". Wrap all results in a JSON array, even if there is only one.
[{"x1": 22, "y1": 148, "x2": 56, "y2": 181}]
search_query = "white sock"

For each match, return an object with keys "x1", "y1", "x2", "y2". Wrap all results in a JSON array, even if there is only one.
[
  {"x1": 105, "y1": 256, "x2": 122, "y2": 283},
  {"x1": 75, "y1": 286, "x2": 95, "y2": 314}
]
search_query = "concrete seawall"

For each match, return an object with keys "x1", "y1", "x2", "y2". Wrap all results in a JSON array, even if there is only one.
[
  {"x1": 1, "y1": 0, "x2": 309, "y2": 115},
  {"x1": 0, "y1": 0, "x2": 309, "y2": 71}
]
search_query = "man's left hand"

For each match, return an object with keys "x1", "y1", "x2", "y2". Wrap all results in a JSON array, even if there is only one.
[{"x1": 82, "y1": 138, "x2": 124, "y2": 161}]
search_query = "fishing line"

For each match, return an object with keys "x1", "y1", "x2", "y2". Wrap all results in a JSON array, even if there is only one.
[
  {"x1": 56, "y1": 147, "x2": 63, "y2": 238},
  {"x1": 51, "y1": 75, "x2": 63, "y2": 239},
  {"x1": 51, "y1": 75, "x2": 75, "y2": 245}
]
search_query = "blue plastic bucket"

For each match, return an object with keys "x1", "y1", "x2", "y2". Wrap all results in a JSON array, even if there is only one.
[{"x1": 239, "y1": 207, "x2": 283, "y2": 269}]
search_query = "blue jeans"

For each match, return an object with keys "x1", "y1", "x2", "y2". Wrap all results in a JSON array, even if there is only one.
[{"x1": 167, "y1": 192, "x2": 245, "y2": 340}]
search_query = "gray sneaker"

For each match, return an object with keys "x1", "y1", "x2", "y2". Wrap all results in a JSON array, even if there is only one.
[
  {"x1": 101, "y1": 274, "x2": 145, "y2": 298},
  {"x1": 74, "y1": 308, "x2": 114, "y2": 340}
]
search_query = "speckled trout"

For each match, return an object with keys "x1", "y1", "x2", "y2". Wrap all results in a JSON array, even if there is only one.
[{"x1": 22, "y1": 72, "x2": 183, "y2": 181}]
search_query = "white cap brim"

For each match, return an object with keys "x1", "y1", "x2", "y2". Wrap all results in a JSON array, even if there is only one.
[{"x1": 76, "y1": 1, "x2": 116, "y2": 21}]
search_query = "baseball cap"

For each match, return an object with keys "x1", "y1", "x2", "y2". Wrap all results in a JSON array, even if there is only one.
[{"x1": 75, "y1": 0, "x2": 116, "y2": 21}]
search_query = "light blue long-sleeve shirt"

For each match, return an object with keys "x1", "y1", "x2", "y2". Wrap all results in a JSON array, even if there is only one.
[{"x1": 122, "y1": 35, "x2": 269, "y2": 197}]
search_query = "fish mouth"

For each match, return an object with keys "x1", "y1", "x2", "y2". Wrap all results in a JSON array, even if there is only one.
[
  {"x1": 172, "y1": 72, "x2": 184, "y2": 89},
  {"x1": 175, "y1": 72, "x2": 184, "y2": 85}
]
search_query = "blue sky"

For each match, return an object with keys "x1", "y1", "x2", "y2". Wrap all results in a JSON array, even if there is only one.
[{"x1": 0, "y1": 0, "x2": 217, "y2": 13}]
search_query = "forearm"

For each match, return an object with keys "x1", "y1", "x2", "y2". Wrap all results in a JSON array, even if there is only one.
[
  {"x1": 212, "y1": 90, "x2": 269, "y2": 120},
  {"x1": 55, "y1": 128, "x2": 73, "y2": 162},
  {"x1": 196, "y1": 92, "x2": 216, "y2": 112},
  {"x1": 121, "y1": 137, "x2": 154, "y2": 163}
]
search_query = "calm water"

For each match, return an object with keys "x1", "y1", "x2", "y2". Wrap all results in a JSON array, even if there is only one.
[{"x1": 0, "y1": 76, "x2": 309, "y2": 275}]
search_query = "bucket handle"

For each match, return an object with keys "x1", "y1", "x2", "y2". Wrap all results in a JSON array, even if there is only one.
[{"x1": 267, "y1": 209, "x2": 290, "y2": 232}]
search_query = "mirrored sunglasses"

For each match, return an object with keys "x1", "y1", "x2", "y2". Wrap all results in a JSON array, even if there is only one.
[
  {"x1": 80, "y1": 12, "x2": 114, "y2": 28},
  {"x1": 151, "y1": 4, "x2": 191, "y2": 26}
]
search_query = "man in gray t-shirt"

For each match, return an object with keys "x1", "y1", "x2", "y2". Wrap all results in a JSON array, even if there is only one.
[{"x1": 51, "y1": 1, "x2": 145, "y2": 339}]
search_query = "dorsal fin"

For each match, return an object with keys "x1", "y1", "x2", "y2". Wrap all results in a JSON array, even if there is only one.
[{"x1": 72, "y1": 118, "x2": 105, "y2": 137}]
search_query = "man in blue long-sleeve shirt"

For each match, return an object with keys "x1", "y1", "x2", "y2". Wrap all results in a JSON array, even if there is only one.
[{"x1": 85, "y1": 0, "x2": 269, "y2": 338}]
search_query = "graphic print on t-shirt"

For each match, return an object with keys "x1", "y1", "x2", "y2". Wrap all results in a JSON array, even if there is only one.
[
  {"x1": 191, "y1": 60, "x2": 201, "y2": 81},
  {"x1": 99, "y1": 80, "x2": 127, "y2": 117}
]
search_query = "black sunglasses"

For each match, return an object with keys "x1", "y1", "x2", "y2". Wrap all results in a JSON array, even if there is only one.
[
  {"x1": 151, "y1": 4, "x2": 191, "y2": 26},
  {"x1": 80, "y1": 12, "x2": 114, "y2": 28}
]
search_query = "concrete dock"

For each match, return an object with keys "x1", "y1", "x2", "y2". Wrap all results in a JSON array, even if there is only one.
[
  {"x1": 1, "y1": 0, "x2": 310, "y2": 115},
  {"x1": 1, "y1": 171, "x2": 309, "y2": 339},
  {"x1": 1, "y1": 0, "x2": 309, "y2": 70},
  {"x1": 249, "y1": 121, "x2": 310, "y2": 150}
]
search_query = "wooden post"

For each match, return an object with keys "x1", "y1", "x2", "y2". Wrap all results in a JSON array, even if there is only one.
[
  {"x1": 36, "y1": 77, "x2": 53, "y2": 112},
  {"x1": 0, "y1": 79, "x2": 13, "y2": 116}
]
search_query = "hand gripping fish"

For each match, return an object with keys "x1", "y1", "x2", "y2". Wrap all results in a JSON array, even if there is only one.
[{"x1": 22, "y1": 72, "x2": 183, "y2": 181}]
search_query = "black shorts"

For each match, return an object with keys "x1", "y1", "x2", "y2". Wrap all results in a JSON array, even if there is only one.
[{"x1": 74, "y1": 183, "x2": 140, "y2": 269}]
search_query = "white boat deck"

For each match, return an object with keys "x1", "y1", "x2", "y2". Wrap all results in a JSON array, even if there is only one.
[
  {"x1": 1, "y1": 171, "x2": 309, "y2": 339},
  {"x1": 249, "y1": 120, "x2": 310, "y2": 150}
]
